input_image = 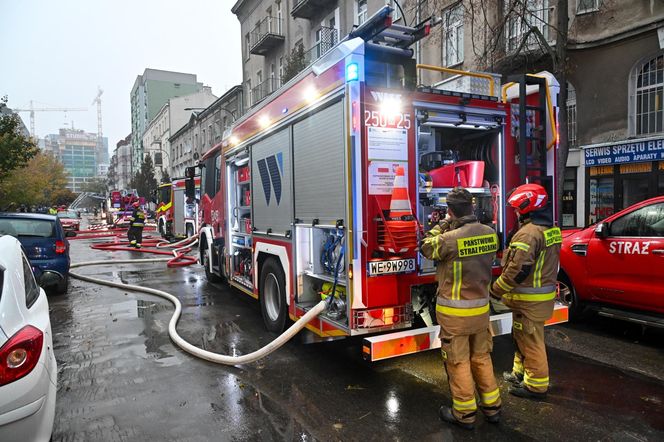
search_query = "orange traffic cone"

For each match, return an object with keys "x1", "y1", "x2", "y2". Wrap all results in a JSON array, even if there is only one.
[{"x1": 388, "y1": 166, "x2": 413, "y2": 220}]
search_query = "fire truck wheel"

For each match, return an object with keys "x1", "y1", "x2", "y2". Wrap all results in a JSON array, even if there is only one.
[
  {"x1": 558, "y1": 273, "x2": 584, "y2": 322},
  {"x1": 260, "y1": 258, "x2": 288, "y2": 333},
  {"x1": 201, "y1": 240, "x2": 223, "y2": 283}
]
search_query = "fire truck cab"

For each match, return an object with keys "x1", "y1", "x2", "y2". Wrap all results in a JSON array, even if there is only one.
[
  {"x1": 156, "y1": 177, "x2": 201, "y2": 239},
  {"x1": 190, "y1": 6, "x2": 568, "y2": 361}
]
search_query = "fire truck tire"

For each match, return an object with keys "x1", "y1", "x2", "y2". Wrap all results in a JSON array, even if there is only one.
[
  {"x1": 259, "y1": 258, "x2": 288, "y2": 333},
  {"x1": 558, "y1": 273, "x2": 584, "y2": 322},
  {"x1": 201, "y1": 240, "x2": 223, "y2": 283}
]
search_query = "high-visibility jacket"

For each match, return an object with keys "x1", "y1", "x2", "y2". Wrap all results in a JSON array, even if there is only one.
[
  {"x1": 421, "y1": 215, "x2": 498, "y2": 335},
  {"x1": 129, "y1": 207, "x2": 146, "y2": 228},
  {"x1": 492, "y1": 220, "x2": 562, "y2": 322}
]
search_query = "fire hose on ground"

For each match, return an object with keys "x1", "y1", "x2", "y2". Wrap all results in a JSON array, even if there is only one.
[{"x1": 68, "y1": 232, "x2": 327, "y2": 366}]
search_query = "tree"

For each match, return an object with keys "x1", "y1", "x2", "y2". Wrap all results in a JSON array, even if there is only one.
[
  {"x1": 0, "y1": 96, "x2": 39, "y2": 182},
  {"x1": 130, "y1": 155, "x2": 158, "y2": 200},
  {"x1": 0, "y1": 152, "x2": 73, "y2": 210},
  {"x1": 81, "y1": 177, "x2": 108, "y2": 195},
  {"x1": 282, "y1": 43, "x2": 306, "y2": 83},
  {"x1": 432, "y1": 0, "x2": 570, "y2": 216}
]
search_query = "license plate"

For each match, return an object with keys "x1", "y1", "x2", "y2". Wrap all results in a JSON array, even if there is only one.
[{"x1": 368, "y1": 258, "x2": 416, "y2": 276}]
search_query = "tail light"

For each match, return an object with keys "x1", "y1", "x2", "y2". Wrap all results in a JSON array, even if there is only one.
[
  {"x1": 55, "y1": 240, "x2": 66, "y2": 254},
  {"x1": 0, "y1": 325, "x2": 44, "y2": 386}
]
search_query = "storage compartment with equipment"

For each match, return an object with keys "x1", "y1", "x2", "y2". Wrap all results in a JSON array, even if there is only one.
[
  {"x1": 294, "y1": 224, "x2": 348, "y2": 329},
  {"x1": 227, "y1": 153, "x2": 253, "y2": 289}
]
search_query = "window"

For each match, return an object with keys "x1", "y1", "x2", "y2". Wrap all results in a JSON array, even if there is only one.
[
  {"x1": 276, "y1": 1, "x2": 282, "y2": 33},
  {"x1": 208, "y1": 124, "x2": 212, "y2": 144},
  {"x1": 577, "y1": 0, "x2": 600, "y2": 14},
  {"x1": 257, "y1": 70, "x2": 263, "y2": 85},
  {"x1": 22, "y1": 255, "x2": 40, "y2": 308},
  {"x1": 562, "y1": 167, "x2": 577, "y2": 227},
  {"x1": 567, "y1": 83, "x2": 577, "y2": 148},
  {"x1": 214, "y1": 153, "x2": 222, "y2": 195},
  {"x1": 245, "y1": 33, "x2": 250, "y2": 59},
  {"x1": 506, "y1": 0, "x2": 551, "y2": 53},
  {"x1": 279, "y1": 57, "x2": 284, "y2": 80},
  {"x1": 267, "y1": 7, "x2": 273, "y2": 33},
  {"x1": 589, "y1": 176, "x2": 614, "y2": 224},
  {"x1": 443, "y1": 3, "x2": 464, "y2": 67},
  {"x1": 610, "y1": 203, "x2": 664, "y2": 237},
  {"x1": 246, "y1": 79, "x2": 252, "y2": 106},
  {"x1": 633, "y1": 54, "x2": 664, "y2": 135},
  {"x1": 357, "y1": 0, "x2": 368, "y2": 25}
]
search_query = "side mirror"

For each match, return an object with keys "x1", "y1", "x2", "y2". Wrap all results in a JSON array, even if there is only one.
[
  {"x1": 185, "y1": 178, "x2": 196, "y2": 199},
  {"x1": 595, "y1": 222, "x2": 609, "y2": 239}
]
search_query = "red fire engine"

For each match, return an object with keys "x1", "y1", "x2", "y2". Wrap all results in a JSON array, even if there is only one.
[
  {"x1": 187, "y1": 7, "x2": 568, "y2": 361},
  {"x1": 156, "y1": 177, "x2": 201, "y2": 239}
]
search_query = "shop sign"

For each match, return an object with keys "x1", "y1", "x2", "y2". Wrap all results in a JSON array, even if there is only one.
[{"x1": 584, "y1": 138, "x2": 664, "y2": 166}]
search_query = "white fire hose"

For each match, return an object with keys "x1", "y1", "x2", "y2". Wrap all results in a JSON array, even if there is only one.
[{"x1": 69, "y1": 237, "x2": 326, "y2": 366}]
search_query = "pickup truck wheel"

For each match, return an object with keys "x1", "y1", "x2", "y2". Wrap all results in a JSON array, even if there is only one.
[
  {"x1": 559, "y1": 274, "x2": 584, "y2": 322},
  {"x1": 201, "y1": 241, "x2": 222, "y2": 283},
  {"x1": 260, "y1": 258, "x2": 288, "y2": 333}
]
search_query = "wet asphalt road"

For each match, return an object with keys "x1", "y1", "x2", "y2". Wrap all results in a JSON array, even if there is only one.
[{"x1": 48, "y1": 223, "x2": 664, "y2": 441}]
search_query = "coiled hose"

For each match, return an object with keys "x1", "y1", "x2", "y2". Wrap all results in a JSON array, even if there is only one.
[{"x1": 69, "y1": 241, "x2": 326, "y2": 366}]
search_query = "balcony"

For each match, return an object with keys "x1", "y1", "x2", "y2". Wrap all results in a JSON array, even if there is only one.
[
  {"x1": 249, "y1": 77, "x2": 282, "y2": 107},
  {"x1": 249, "y1": 17, "x2": 284, "y2": 56},
  {"x1": 303, "y1": 27, "x2": 338, "y2": 66},
  {"x1": 291, "y1": 0, "x2": 332, "y2": 19}
]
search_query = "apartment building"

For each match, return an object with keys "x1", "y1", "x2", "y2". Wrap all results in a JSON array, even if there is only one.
[
  {"x1": 169, "y1": 86, "x2": 244, "y2": 177},
  {"x1": 142, "y1": 87, "x2": 218, "y2": 182},
  {"x1": 109, "y1": 134, "x2": 132, "y2": 191},
  {"x1": 130, "y1": 69, "x2": 204, "y2": 173}
]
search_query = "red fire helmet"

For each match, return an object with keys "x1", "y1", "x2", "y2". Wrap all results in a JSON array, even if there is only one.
[{"x1": 507, "y1": 183, "x2": 548, "y2": 215}]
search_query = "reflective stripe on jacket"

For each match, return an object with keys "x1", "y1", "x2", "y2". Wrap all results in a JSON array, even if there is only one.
[
  {"x1": 492, "y1": 221, "x2": 561, "y2": 322},
  {"x1": 421, "y1": 215, "x2": 498, "y2": 335},
  {"x1": 130, "y1": 208, "x2": 146, "y2": 227}
]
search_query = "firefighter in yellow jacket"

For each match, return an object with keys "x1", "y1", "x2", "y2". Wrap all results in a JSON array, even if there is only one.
[
  {"x1": 491, "y1": 183, "x2": 561, "y2": 400},
  {"x1": 420, "y1": 188, "x2": 501, "y2": 430}
]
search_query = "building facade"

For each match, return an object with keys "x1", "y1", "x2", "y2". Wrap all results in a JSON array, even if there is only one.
[
  {"x1": 130, "y1": 68, "x2": 204, "y2": 173},
  {"x1": 44, "y1": 128, "x2": 108, "y2": 193},
  {"x1": 142, "y1": 87, "x2": 218, "y2": 182},
  {"x1": 109, "y1": 134, "x2": 132, "y2": 191},
  {"x1": 169, "y1": 86, "x2": 244, "y2": 177}
]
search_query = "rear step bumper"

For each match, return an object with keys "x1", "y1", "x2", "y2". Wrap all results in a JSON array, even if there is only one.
[
  {"x1": 362, "y1": 303, "x2": 568, "y2": 362},
  {"x1": 592, "y1": 305, "x2": 664, "y2": 329}
]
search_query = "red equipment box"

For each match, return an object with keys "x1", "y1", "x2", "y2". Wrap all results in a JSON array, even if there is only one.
[
  {"x1": 244, "y1": 218, "x2": 252, "y2": 234},
  {"x1": 238, "y1": 166, "x2": 250, "y2": 182},
  {"x1": 428, "y1": 161, "x2": 485, "y2": 188},
  {"x1": 243, "y1": 190, "x2": 251, "y2": 206}
]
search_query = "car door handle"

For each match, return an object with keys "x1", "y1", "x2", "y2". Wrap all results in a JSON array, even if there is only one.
[{"x1": 652, "y1": 249, "x2": 664, "y2": 255}]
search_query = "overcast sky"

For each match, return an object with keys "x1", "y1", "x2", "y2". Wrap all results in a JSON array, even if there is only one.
[{"x1": 1, "y1": 0, "x2": 242, "y2": 155}]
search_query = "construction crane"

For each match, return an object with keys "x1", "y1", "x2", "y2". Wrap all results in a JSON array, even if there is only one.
[
  {"x1": 13, "y1": 100, "x2": 87, "y2": 137},
  {"x1": 92, "y1": 87, "x2": 104, "y2": 162}
]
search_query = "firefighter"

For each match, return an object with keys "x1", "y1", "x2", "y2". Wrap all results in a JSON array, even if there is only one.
[
  {"x1": 127, "y1": 201, "x2": 146, "y2": 248},
  {"x1": 420, "y1": 188, "x2": 501, "y2": 430},
  {"x1": 490, "y1": 183, "x2": 562, "y2": 400}
]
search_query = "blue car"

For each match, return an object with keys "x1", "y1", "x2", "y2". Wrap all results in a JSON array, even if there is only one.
[{"x1": 0, "y1": 213, "x2": 71, "y2": 294}]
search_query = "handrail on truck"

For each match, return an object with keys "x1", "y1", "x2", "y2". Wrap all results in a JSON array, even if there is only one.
[
  {"x1": 416, "y1": 63, "x2": 496, "y2": 97},
  {"x1": 501, "y1": 74, "x2": 558, "y2": 149}
]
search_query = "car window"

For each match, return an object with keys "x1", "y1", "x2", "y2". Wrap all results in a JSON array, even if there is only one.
[
  {"x1": 0, "y1": 218, "x2": 55, "y2": 238},
  {"x1": 57, "y1": 212, "x2": 77, "y2": 219},
  {"x1": 610, "y1": 203, "x2": 664, "y2": 237},
  {"x1": 22, "y1": 255, "x2": 41, "y2": 308}
]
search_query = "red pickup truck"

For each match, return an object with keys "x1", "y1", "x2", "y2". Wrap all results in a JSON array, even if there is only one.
[{"x1": 559, "y1": 196, "x2": 664, "y2": 327}]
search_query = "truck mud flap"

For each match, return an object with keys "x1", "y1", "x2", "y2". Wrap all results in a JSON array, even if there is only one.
[{"x1": 362, "y1": 303, "x2": 568, "y2": 362}]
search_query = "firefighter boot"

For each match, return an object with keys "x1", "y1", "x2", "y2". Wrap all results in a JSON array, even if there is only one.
[
  {"x1": 136, "y1": 243, "x2": 142, "y2": 249},
  {"x1": 439, "y1": 406, "x2": 475, "y2": 431},
  {"x1": 503, "y1": 371, "x2": 523, "y2": 385},
  {"x1": 509, "y1": 383, "x2": 547, "y2": 401}
]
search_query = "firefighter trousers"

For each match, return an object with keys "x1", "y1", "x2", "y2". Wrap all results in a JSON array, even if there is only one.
[
  {"x1": 441, "y1": 328, "x2": 501, "y2": 424},
  {"x1": 511, "y1": 312, "x2": 549, "y2": 393},
  {"x1": 127, "y1": 226, "x2": 143, "y2": 247}
]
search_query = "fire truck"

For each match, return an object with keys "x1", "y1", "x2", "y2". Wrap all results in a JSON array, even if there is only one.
[
  {"x1": 106, "y1": 189, "x2": 140, "y2": 225},
  {"x1": 156, "y1": 177, "x2": 201, "y2": 239},
  {"x1": 186, "y1": 7, "x2": 568, "y2": 361}
]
